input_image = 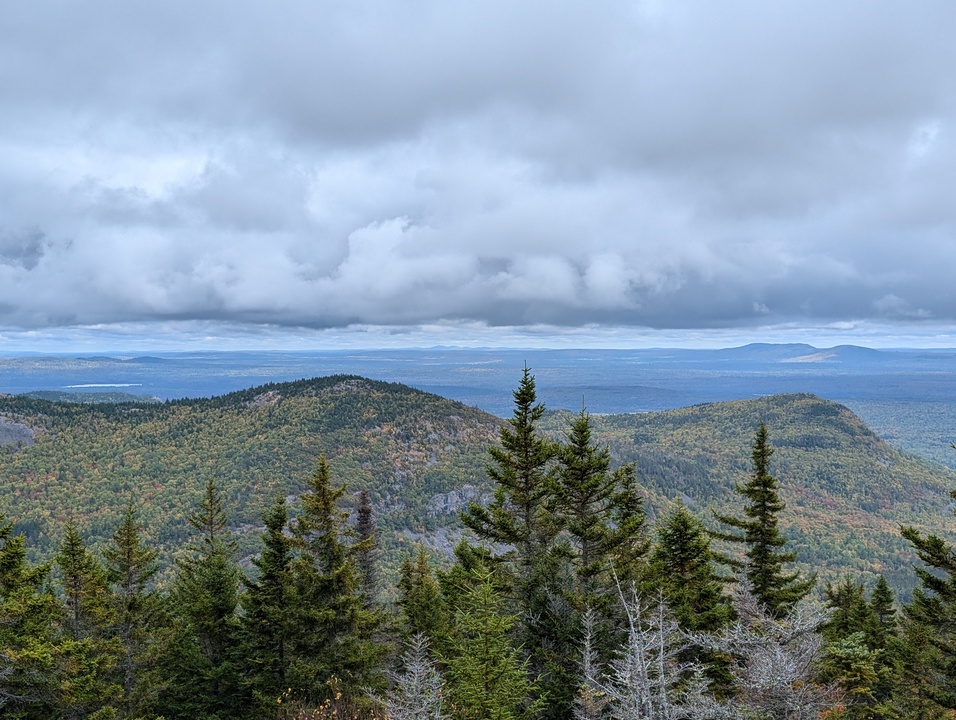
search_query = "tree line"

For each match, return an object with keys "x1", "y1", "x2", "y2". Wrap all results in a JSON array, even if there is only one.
[{"x1": 3, "y1": 368, "x2": 956, "y2": 718}]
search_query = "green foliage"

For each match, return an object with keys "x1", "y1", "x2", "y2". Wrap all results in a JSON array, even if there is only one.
[
  {"x1": 0, "y1": 517, "x2": 61, "y2": 719},
  {"x1": 897, "y1": 505, "x2": 956, "y2": 713},
  {"x1": 56, "y1": 521, "x2": 123, "y2": 718},
  {"x1": 444, "y1": 571, "x2": 542, "y2": 720},
  {"x1": 547, "y1": 393, "x2": 956, "y2": 593},
  {"x1": 461, "y1": 367, "x2": 558, "y2": 614},
  {"x1": 240, "y1": 497, "x2": 295, "y2": 706},
  {"x1": 103, "y1": 505, "x2": 160, "y2": 717},
  {"x1": 648, "y1": 501, "x2": 729, "y2": 634},
  {"x1": 712, "y1": 423, "x2": 815, "y2": 615},
  {"x1": 0, "y1": 376, "x2": 499, "y2": 584},
  {"x1": 153, "y1": 479, "x2": 246, "y2": 719},
  {"x1": 286, "y1": 456, "x2": 388, "y2": 703},
  {"x1": 397, "y1": 545, "x2": 447, "y2": 647}
]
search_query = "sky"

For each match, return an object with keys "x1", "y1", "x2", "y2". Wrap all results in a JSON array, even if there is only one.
[{"x1": 2, "y1": 1, "x2": 956, "y2": 351}]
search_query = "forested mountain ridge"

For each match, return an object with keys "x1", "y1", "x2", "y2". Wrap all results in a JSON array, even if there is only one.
[
  {"x1": 554, "y1": 392, "x2": 956, "y2": 590},
  {"x1": 0, "y1": 378, "x2": 953, "y2": 591},
  {"x1": 0, "y1": 375, "x2": 500, "y2": 578}
]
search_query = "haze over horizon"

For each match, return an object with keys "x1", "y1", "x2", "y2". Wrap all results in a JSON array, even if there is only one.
[{"x1": 3, "y1": 2, "x2": 956, "y2": 352}]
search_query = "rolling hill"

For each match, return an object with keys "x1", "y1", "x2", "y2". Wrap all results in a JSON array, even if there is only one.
[{"x1": 1, "y1": 377, "x2": 953, "y2": 593}]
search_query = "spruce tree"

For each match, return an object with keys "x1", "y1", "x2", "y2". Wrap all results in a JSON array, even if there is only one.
[
  {"x1": 159, "y1": 479, "x2": 245, "y2": 718},
  {"x1": 648, "y1": 502, "x2": 729, "y2": 634},
  {"x1": 56, "y1": 520, "x2": 122, "y2": 719},
  {"x1": 444, "y1": 571, "x2": 542, "y2": 720},
  {"x1": 608, "y1": 464, "x2": 651, "y2": 591},
  {"x1": 897, "y1": 515, "x2": 956, "y2": 711},
  {"x1": 0, "y1": 517, "x2": 61, "y2": 719},
  {"x1": 459, "y1": 369, "x2": 561, "y2": 717},
  {"x1": 103, "y1": 504, "x2": 158, "y2": 716},
  {"x1": 397, "y1": 545, "x2": 447, "y2": 647},
  {"x1": 355, "y1": 488, "x2": 380, "y2": 606},
  {"x1": 241, "y1": 497, "x2": 295, "y2": 707},
  {"x1": 869, "y1": 575, "x2": 897, "y2": 645},
  {"x1": 712, "y1": 423, "x2": 814, "y2": 616},
  {"x1": 461, "y1": 366, "x2": 558, "y2": 600},
  {"x1": 58, "y1": 520, "x2": 115, "y2": 643},
  {"x1": 553, "y1": 409, "x2": 618, "y2": 599},
  {"x1": 288, "y1": 455, "x2": 386, "y2": 702}
]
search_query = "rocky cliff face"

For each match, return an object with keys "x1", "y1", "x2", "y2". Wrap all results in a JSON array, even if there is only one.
[{"x1": 0, "y1": 415, "x2": 35, "y2": 450}]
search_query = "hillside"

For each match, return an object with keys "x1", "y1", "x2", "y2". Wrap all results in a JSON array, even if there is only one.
[
  {"x1": 0, "y1": 375, "x2": 500, "y2": 580},
  {"x1": 1, "y1": 379, "x2": 953, "y2": 592},
  {"x1": 544, "y1": 393, "x2": 956, "y2": 591}
]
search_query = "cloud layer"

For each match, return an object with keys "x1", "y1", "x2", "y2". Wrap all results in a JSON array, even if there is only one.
[{"x1": 2, "y1": 1, "x2": 955, "y2": 334}]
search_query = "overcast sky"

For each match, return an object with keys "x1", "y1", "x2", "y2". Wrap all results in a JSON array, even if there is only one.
[{"x1": 2, "y1": 1, "x2": 955, "y2": 350}]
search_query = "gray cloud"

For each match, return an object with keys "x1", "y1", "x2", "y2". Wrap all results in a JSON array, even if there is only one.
[{"x1": 1, "y1": 0, "x2": 955, "y2": 336}]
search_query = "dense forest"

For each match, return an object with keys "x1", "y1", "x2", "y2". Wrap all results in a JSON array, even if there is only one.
[
  {"x1": 1, "y1": 375, "x2": 953, "y2": 594},
  {"x1": 4, "y1": 371, "x2": 956, "y2": 717}
]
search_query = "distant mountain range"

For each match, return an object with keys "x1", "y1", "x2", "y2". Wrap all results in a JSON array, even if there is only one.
[{"x1": 1, "y1": 375, "x2": 953, "y2": 595}]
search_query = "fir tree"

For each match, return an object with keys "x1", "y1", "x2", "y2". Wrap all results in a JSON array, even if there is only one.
[
  {"x1": 288, "y1": 455, "x2": 386, "y2": 702},
  {"x1": 554, "y1": 408, "x2": 619, "y2": 599},
  {"x1": 608, "y1": 464, "x2": 651, "y2": 591},
  {"x1": 648, "y1": 502, "x2": 729, "y2": 634},
  {"x1": 897, "y1": 512, "x2": 956, "y2": 711},
  {"x1": 459, "y1": 368, "x2": 560, "y2": 717},
  {"x1": 56, "y1": 520, "x2": 122, "y2": 719},
  {"x1": 397, "y1": 545, "x2": 447, "y2": 647},
  {"x1": 461, "y1": 366, "x2": 558, "y2": 600},
  {"x1": 712, "y1": 423, "x2": 814, "y2": 616},
  {"x1": 869, "y1": 575, "x2": 897, "y2": 646},
  {"x1": 355, "y1": 488, "x2": 380, "y2": 606},
  {"x1": 820, "y1": 577, "x2": 896, "y2": 718},
  {"x1": 444, "y1": 571, "x2": 542, "y2": 720},
  {"x1": 158, "y1": 479, "x2": 246, "y2": 718},
  {"x1": 103, "y1": 504, "x2": 158, "y2": 717},
  {"x1": 0, "y1": 517, "x2": 61, "y2": 719},
  {"x1": 58, "y1": 520, "x2": 114, "y2": 642},
  {"x1": 241, "y1": 497, "x2": 295, "y2": 711}
]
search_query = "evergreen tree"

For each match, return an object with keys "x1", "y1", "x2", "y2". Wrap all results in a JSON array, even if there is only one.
[
  {"x1": 553, "y1": 409, "x2": 619, "y2": 600},
  {"x1": 820, "y1": 577, "x2": 896, "y2": 718},
  {"x1": 241, "y1": 497, "x2": 295, "y2": 707},
  {"x1": 103, "y1": 504, "x2": 158, "y2": 717},
  {"x1": 887, "y1": 617, "x2": 949, "y2": 719},
  {"x1": 896, "y1": 515, "x2": 956, "y2": 711},
  {"x1": 608, "y1": 464, "x2": 651, "y2": 591},
  {"x1": 822, "y1": 577, "x2": 872, "y2": 642},
  {"x1": 444, "y1": 571, "x2": 542, "y2": 720},
  {"x1": 461, "y1": 366, "x2": 558, "y2": 602},
  {"x1": 157, "y1": 479, "x2": 246, "y2": 718},
  {"x1": 58, "y1": 520, "x2": 115, "y2": 643},
  {"x1": 648, "y1": 502, "x2": 729, "y2": 635},
  {"x1": 459, "y1": 368, "x2": 561, "y2": 717},
  {"x1": 355, "y1": 488, "x2": 380, "y2": 606},
  {"x1": 287, "y1": 455, "x2": 386, "y2": 702},
  {"x1": 0, "y1": 517, "x2": 61, "y2": 719},
  {"x1": 56, "y1": 520, "x2": 122, "y2": 719},
  {"x1": 712, "y1": 423, "x2": 814, "y2": 616},
  {"x1": 869, "y1": 575, "x2": 897, "y2": 646},
  {"x1": 397, "y1": 545, "x2": 447, "y2": 647}
]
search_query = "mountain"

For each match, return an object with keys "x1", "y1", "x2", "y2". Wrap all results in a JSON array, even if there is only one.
[
  {"x1": 0, "y1": 376, "x2": 500, "y2": 580},
  {"x1": 0, "y1": 378, "x2": 952, "y2": 593},
  {"x1": 547, "y1": 392, "x2": 956, "y2": 592}
]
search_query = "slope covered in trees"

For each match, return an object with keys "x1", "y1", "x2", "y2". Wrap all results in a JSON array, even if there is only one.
[
  {"x1": 0, "y1": 376, "x2": 499, "y2": 577},
  {"x1": 0, "y1": 380, "x2": 953, "y2": 590},
  {"x1": 548, "y1": 393, "x2": 956, "y2": 589}
]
